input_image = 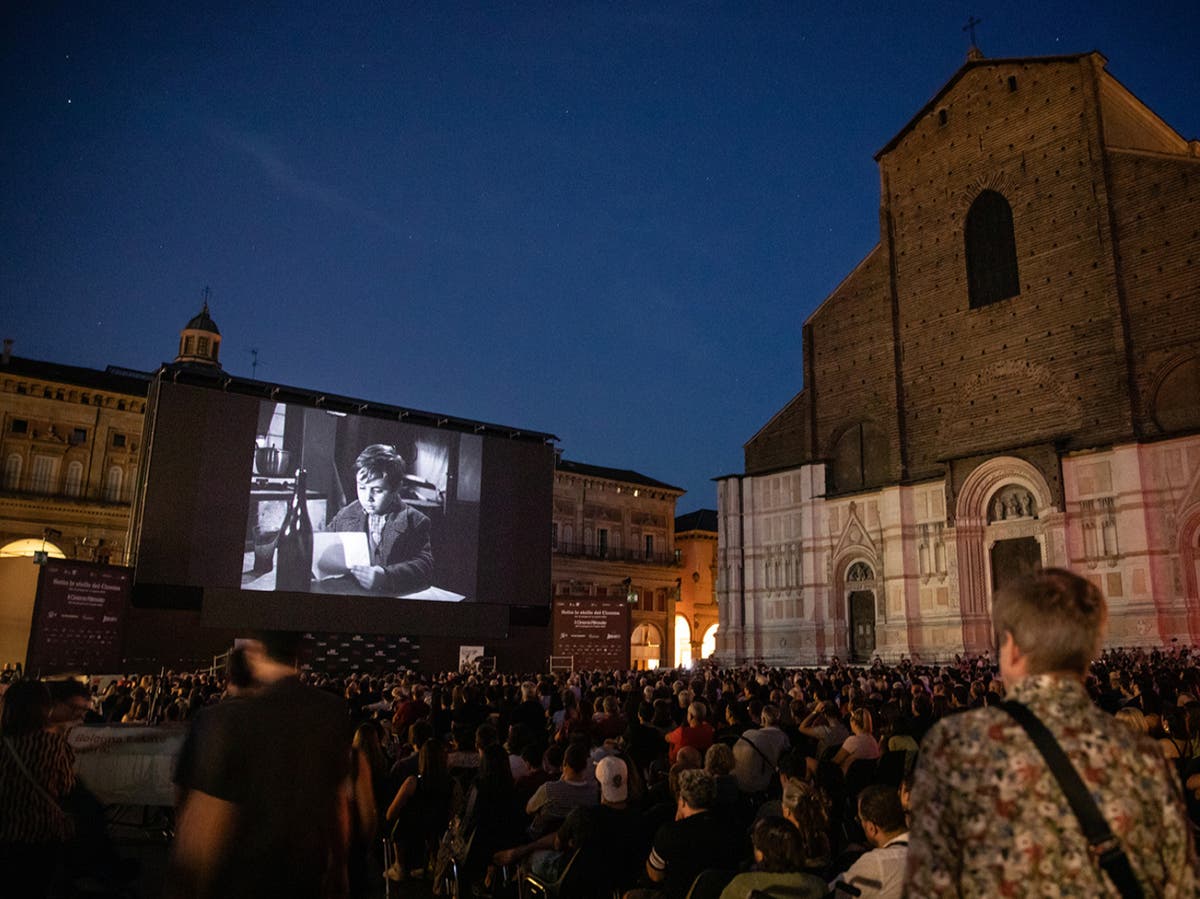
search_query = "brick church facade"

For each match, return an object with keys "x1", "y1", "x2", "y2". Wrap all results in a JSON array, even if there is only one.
[{"x1": 717, "y1": 51, "x2": 1200, "y2": 664}]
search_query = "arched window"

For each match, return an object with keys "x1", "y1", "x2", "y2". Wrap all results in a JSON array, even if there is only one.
[
  {"x1": 29, "y1": 455, "x2": 58, "y2": 494},
  {"x1": 103, "y1": 466, "x2": 123, "y2": 502},
  {"x1": 64, "y1": 461, "x2": 84, "y2": 497},
  {"x1": 829, "y1": 422, "x2": 890, "y2": 494},
  {"x1": 3, "y1": 454, "x2": 21, "y2": 490},
  {"x1": 1154, "y1": 356, "x2": 1200, "y2": 432},
  {"x1": 965, "y1": 190, "x2": 1020, "y2": 308}
]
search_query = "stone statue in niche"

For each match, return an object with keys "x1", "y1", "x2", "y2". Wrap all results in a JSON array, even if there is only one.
[{"x1": 989, "y1": 485, "x2": 1036, "y2": 523}]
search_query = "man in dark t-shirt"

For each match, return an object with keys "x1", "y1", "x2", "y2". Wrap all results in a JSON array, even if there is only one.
[
  {"x1": 637, "y1": 769, "x2": 742, "y2": 899},
  {"x1": 168, "y1": 634, "x2": 351, "y2": 899}
]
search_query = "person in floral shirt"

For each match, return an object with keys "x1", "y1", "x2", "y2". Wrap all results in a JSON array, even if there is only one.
[{"x1": 905, "y1": 568, "x2": 1198, "y2": 897}]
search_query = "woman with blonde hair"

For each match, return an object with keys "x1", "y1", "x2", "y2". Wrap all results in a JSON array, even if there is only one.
[
  {"x1": 833, "y1": 707, "x2": 880, "y2": 774},
  {"x1": 1114, "y1": 706, "x2": 1149, "y2": 736}
]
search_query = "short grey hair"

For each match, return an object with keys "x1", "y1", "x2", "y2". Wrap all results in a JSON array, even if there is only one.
[
  {"x1": 677, "y1": 768, "x2": 716, "y2": 811},
  {"x1": 991, "y1": 568, "x2": 1106, "y2": 675}
]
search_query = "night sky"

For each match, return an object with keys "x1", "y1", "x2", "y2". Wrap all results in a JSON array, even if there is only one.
[{"x1": 4, "y1": 2, "x2": 1197, "y2": 511}]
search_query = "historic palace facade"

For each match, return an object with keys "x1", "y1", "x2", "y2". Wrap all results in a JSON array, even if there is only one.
[{"x1": 718, "y1": 51, "x2": 1200, "y2": 664}]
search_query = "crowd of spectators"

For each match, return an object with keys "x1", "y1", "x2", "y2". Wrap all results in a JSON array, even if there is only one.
[{"x1": 3, "y1": 641, "x2": 1200, "y2": 898}]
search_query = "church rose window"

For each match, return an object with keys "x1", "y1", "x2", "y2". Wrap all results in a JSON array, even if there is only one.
[{"x1": 965, "y1": 190, "x2": 1020, "y2": 308}]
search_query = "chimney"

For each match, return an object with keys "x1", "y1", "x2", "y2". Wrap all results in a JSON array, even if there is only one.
[{"x1": 2, "y1": 339, "x2": 12, "y2": 365}]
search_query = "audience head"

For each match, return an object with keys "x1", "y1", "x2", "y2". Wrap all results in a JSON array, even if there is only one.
[
  {"x1": 850, "y1": 707, "x2": 874, "y2": 735},
  {"x1": 418, "y1": 738, "x2": 448, "y2": 779},
  {"x1": 857, "y1": 784, "x2": 907, "y2": 845},
  {"x1": 704, "y1": 742, "x2": 734, "y2": 777},
  {"x1": 992, "y1": 567, "x2": 1106, "y2": 676},
  {"x1": 675, "y1": 745, "x2": 703, "y2": 770},
  {"x1": 676, "y1": 768, "x2": 716, "y2": 813},
  {"x1": 563, "y1": 740, "x2": 589, "y2": 776},
  {"x1": 1, "y1": 679, "x2": 53, "y2": 737},
  {"x1": 595, "y1": 755, "x2": 629, "y2": 804},
  {"x1": 752, "y1": 816, "x2": 806, "y2": 873},
  {"x1": 761, "y1": 704, "x2": 781, "y2": 727},
  {"x1": 1114, "y1": 706, "x2": 1149, "y2": 735}
]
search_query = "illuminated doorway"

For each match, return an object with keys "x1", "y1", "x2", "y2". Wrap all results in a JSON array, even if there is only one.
[
  {"x1": 700, "y1": 624, "x2": 718, "y2": 660},
  {"x1": 0, "y1": 538, "x2": 66, "y2": 559},
  {"x1": 674, "y1": 615, "x2": 692, "y2": 668}
]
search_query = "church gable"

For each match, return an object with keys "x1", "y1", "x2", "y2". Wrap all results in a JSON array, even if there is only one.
[
  {"x1": 744, "y1": 388, "x2": 811, "y2": 475},
  {"x1": 804, "y1": 245, "x2": 902, "y2": 491},
  {"x1": 1099, "y1": 72, "x2": 1192, "y2": 155}
]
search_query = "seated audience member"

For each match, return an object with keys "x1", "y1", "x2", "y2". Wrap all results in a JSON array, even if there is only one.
[
  {"x1": 386, "y1": 738, "x2": 461, "y2": 881},
  {"x1": 592, "y1": 695, "x2": 627, "y2": 742},
  {"x1": 525, "y1": 740, "x2": 599, "y2": 837},
  {"x1": 1114, "y1": 705, "x2": 1150, "y2": 737},
  {"x1": 47, "y1": 680, "x2": 97, "y2": 734},
  {"x1": 628, "y1": 769, "x2": 743, "y2": 899},
  {"x1": 833, "y1": 709, "x2": 880, "y2": 774},
  {"x1": 623, "y1": 701, "x2": 668, "y2": 780},
  {"x1": 796, "y1": 699, "x2": 850, "y2": 776},
  {"x1": 718, "y1": 816, "x2": 827, "y2": 899},
  {"x1": 441, "y1": 743, "x2": 521, "y2": 893},
  {"x1": 517, "y1": 743, "x2": 560, "y2": 808},
  {"x1": 497, "y1": 755, "x2": 642, "y2": 891},
  {"x1": 753, "y1": 749, "x2": 808, "y2": 821},
  {"x1": 665, "y1": 701, "x2": 715, "y2": 764},
  {"x1": 704, "y1": 743, "x2": 740, "y2": 812},
  {"x1": 829, "y1": 786, "x2": 907, "y2": 898},
  {"x1": 780, "y1": 778, "x2": 834, "y2": 879},
  {"x1": 732, "y1": 704, "x2": 790, "y2": 796},
  {"x1": 0, "y1": 680, "x2": 77, "y2": 899}
]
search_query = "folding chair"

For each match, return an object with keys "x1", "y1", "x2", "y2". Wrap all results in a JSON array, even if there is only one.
[{"x1": 518, "y1": 848, "x2": 583, "y2": 899}]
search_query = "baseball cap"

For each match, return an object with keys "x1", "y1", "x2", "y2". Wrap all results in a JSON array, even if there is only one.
[{"x1": 595, "y1": 755, "x2": 628, "y2": 803}]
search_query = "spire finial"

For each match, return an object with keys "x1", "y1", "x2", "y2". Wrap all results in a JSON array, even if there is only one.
[
  {"x1": 963, "y1": 15, "x2": 984, "y2": 60},
  {"x1": 201, "y1": 285, "x2": 212, "y2": 313}
]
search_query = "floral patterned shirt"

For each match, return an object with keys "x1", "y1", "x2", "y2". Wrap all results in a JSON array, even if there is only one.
[{"x1": 904, "y1": 675, "x2": 1198, "y2": 897}]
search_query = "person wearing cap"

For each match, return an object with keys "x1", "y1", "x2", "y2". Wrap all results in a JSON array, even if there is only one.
[{"x1": 494, "y1": 754, "x2": 639, "y2": 890}]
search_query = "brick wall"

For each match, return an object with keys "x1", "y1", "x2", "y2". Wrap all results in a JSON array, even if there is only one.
[
  {"x1": 1107, "y1": 150, "x2": 1200, "y2": 434},
  {"x1": 883, "y1": 56, "x2": 1137, "y2": 480}
]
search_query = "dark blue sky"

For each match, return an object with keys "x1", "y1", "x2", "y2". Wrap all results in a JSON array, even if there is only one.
[{"x1": 4, "y1": 2, "x2": 1197, "y2": 511}]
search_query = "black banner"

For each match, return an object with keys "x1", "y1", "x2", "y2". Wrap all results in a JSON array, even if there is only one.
[
  {"x1": 552, "y1": 598, "x2": 630, "y2": 671},
  {"x1": 27, "y1": 561, "x2": 131, "y2": 674}
]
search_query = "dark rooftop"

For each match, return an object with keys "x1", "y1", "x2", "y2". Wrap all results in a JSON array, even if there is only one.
[
  {"x1": 0, "y1": 355, "x2": 151, "y2": 396},
  {"x1": 184, "y1": 303, "x2": 221, "y2": 335},
  {"x1": 675, "y1": 509, "x2": 717, "y2": 533},
  {"x1": 556, "y1": 458, "x2": 684, "y2": 493}
]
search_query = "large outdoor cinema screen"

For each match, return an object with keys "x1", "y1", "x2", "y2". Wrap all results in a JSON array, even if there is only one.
[{"x1": 132, "y1": 376, "x2": 554, "y2": 632}]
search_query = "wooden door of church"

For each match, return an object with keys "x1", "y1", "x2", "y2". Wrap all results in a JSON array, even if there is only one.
[
  {"x1": 849, "y1": 590, "x2": 876, "y2": 661},
  {"x1": 990, "y1": 537, "x2": 1041, "y2": 594}
]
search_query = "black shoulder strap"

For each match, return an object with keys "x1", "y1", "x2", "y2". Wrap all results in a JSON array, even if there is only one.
[
  {"x1": 1000, "y1": 700, "x2": 1144, "y2": 899},
  {"x1": 737, "y1": 732, "x2": 778, "y2": 772}
]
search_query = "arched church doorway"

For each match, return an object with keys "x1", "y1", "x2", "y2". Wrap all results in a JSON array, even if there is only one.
[
  {"x1": 631, "y1": 622, "x2": 663, "y2": 671},
  {"x1": 986, "y1": 484, "x2": 1043, "y2": 594},
  {"x1": 846, "y1": 560, "x2": 877, "y2": 662},
  {"x1": 700, "y1": 624, "x2": 718, "y2": 660}
]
